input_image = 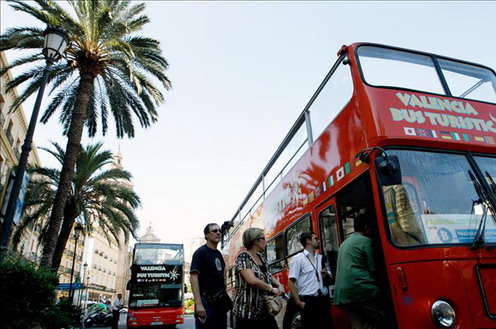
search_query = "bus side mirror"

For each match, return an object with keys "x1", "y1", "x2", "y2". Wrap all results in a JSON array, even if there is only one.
[
  {"x1": 126, "y1": 280, "x2": 131, "y2": 291},
  {"x1": 375, "y1": 155, "x2": 402, "y2": 186},
  {"x1": 184, "y1": 284, "x2": 188, "y2": 293}
]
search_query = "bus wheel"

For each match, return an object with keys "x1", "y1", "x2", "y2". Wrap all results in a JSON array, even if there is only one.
[{"x1": 289, "y1": 312, "x2": 301, "y2": 329}]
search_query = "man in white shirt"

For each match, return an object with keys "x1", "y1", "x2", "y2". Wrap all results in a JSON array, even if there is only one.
[
  {"x1": 288, "y1": 231, "x2": 333, "y2": 329},
  {"x1": 111, "y1": 293, "x2": 123, "y2": 329}
]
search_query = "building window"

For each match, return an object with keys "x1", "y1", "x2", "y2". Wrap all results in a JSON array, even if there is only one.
[
  {"x1": 7, "y1": 120, "x2": 14, "y2": 145},
  {"x1": 0, "y1": 92, "x2": 5, "y2": 126}
]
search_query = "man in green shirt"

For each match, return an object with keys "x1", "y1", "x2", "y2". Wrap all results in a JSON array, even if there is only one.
[{"x1": 334, "y1": 214, "x2": 383, "y2": 329}]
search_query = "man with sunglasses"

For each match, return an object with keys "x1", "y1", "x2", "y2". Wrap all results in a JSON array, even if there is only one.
[
  {"x1": 190, "y1": 223, "x2": 229, "y2": 329},
  {"x1": 288, "y1": 231, "x2": 333, "y2": 329}
]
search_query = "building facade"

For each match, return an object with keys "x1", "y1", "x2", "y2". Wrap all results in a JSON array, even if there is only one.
[
  {"x1": 57, "y1": 228, "x2": 85, "y2": 302},
  {"x1": 79, "y1": 150, "x2": 135, "y2": 305},
  {"x1": 0, "y1": 51, "x2": 43, "y2": 259}
]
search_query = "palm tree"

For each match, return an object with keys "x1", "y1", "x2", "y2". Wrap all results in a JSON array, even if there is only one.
[
  {"x1": 12, "y1": 142, "x2": 140, "y2": 270},
  {"x1": 0, "y1": 0, "x2": 170, "y2": 269}
]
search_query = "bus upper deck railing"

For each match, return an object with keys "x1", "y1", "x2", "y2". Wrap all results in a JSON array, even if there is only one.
[{"x1": 222, "y1": 49, "x2": 349, "y2": 244}]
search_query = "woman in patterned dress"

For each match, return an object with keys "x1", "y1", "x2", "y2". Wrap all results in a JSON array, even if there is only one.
[{"x1": 233, "y1": 227, "x2": 284, "y2": 329}]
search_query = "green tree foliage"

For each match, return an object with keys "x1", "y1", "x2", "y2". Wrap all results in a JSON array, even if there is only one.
[
  {"x1": 13, "y1": 142, "x2": 141, "y2": 270},
  {"x1": 0, "y1": 254, "x2": 82, "y2": 329},
  {"x1": 0, "y1": 0, "x2": 170, "y2": 269}
]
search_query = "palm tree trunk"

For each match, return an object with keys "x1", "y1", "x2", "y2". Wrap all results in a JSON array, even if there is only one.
[
  {"x1": 52, "y1": 216, "x2": 76, "y2": 272},
  {"x1": 40, "y1": 74, "x2": 94, "y2": 269},
  {"x1": 52, "y1": 198, "x2": 78, "y2": 271}
]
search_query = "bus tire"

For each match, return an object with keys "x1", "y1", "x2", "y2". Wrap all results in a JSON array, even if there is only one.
[
  {"x1": 288, "y1": 311, "x2": 301, "y2": 329},
  {"x1": 283, "y1": 297, "x2": 301, "y2": 329}
]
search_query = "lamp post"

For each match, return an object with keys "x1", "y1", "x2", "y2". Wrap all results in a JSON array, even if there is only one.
[
  {"x1": 0, "y1": 26, "x2": 70, "y2": 256},
  {"x1": 68, "y1": 223, "x2": 83, "y2": 302},
  {"x1": 78, "y1": 262, "x2": 88, "y2": 307},
  {"x1": 86, "y1": 275, "x2": 91, "y2": 307}
]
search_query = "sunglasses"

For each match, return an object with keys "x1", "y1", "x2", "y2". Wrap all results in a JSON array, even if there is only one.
[
  {"x1": 209, "y1": 229, "x2": 221, "y2": 233},
  {"x1": 257, "y1": 236, "x2": 266, "y2": 240}
]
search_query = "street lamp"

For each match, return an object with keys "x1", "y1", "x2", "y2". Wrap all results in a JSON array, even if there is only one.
[
  {"x1": 0, "y1": 26, "x2": 70, "y2": 256},
  {"x1": 78, "y1": 262, "x2": 88, "y2": 307},
  {"x1": 86, "y1": 275, "x2": 91, "y2": 306},
  {"x1": 68, "y1": 223, "x2": 83, "y2": 302}
]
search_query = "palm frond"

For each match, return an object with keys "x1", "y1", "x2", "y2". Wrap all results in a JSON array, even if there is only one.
[
  {"x1": 0, "y1": 26, "x2": 45, "y2": 51},
  {"x1": 7, "y1": 1, "x2": 55, "y2": 27},
  {"x1": 21, "y1": 141, "x2": 141, "y2": 255},
  {"x1": 0, "y1": 53, "x2": 43, "y2": 76},
  {"x1": 38, "y1": 142, "x2": 66, "y2": 164},
  {"x1": 4, "y1": 0, "x2": 170, "y2": 139},
  {"x1": 41, "y1": 82, "x2": 78, "y2": 123},
  {"x1": 47, "y1": 65, "x2": 78, "y2": 95}
]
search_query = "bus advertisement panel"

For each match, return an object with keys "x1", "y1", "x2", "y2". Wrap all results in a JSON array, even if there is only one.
[{"x1": 127, "y1": 243, "x2": 185, "y2": 328}]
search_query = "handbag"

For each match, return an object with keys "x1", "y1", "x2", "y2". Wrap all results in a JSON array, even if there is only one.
[
  {"x1": 264, "y1": 294, "x2": 283, "y2": 316},
  {"x1": 207, "y1": 289, "x2": 233, "y2": 313}
]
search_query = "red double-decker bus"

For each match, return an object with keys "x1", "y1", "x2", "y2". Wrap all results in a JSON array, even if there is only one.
[
  {"x1": 221, "y1": 43, "x2": 496, "y2": 329},
  {"x1": 127, "y1": 243, "x2": 185, "y2": 328}
]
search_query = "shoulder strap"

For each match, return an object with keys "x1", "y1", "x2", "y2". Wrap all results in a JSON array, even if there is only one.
[{"x1": 305, "y1": 253, "x2": 321, "y2": 283}]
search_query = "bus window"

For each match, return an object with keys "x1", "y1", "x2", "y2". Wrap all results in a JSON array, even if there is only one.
[
  {"x1": 336, "y1": 177, "x2": 371, "y2": 241},
  {"x1": 474, "y1": 155, "x2": 496, "y2": 185},
  {"x1": 357, "y1": 46, "x2": 445, "y2": 95},
  {"x1": 318, "y1": 205, "x2": 339, "y2": 276},
  {"x1": 266, "y1": 234, "x2": 285, "y2": 273},
  {"x1": 383, "y1": 183, "x2": 424, "y2": 245},
  {"x1": 438, "y1": 59, "x2": 496, "y2": 104},
  {"x1": 341, "y1": 217, "x2": 355, "y2": 238},
  {"x1": 384, "y1": 150, "x2": 496, "y2": 246},
  {"x1": 285, "y1": 214, "x2": 311, "y2": 256}
]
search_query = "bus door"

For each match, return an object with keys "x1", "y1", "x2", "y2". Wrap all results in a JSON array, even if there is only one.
[
  {"x1": 333, "y1": 174, "x2": 397, "y2": 329},
  {"x1": 315, "y1": 198, "x2": 351, "y2": 329},
  {"x1": 315, "y1": 198, "x2": 339, "y2": 294},
  {"x1": 316, "y1": 175, "x2": 378, "y2": 289}
]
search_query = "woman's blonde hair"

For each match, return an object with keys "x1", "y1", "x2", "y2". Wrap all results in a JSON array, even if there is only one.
[{"x1": 242, "y1": 227, "x2": 264, "y2": 249}]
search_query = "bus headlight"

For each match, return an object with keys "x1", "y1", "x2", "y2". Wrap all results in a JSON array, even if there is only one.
[{"x1": 431, "y1": 300, "x2": 456, "y2": 328}]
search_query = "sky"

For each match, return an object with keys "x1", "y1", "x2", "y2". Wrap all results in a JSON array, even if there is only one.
[{"x1": 2, "y1": 1, "x2": 496, "y2": 259}]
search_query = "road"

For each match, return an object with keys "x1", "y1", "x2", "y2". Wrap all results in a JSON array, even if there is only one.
[
  {"x1": 96, "y1": 313, "x2": 195, "y2": 329},
  {"x1": 95, "y1": 314, "x2": 234, "y2": 329}
]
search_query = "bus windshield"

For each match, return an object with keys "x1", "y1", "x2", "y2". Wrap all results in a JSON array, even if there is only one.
[
  {"x1": 357, "y1": 45, "x2": 496, "y2": 104},
  {"x1": 128, "y1": 275, "x2": 183, "y2": 308},
  {"x1": 383, "y1": 150, "x2": 496, "y2": 246},
  {"x1": 134, "y1": 244, "x2": 184, "y2": 265}
]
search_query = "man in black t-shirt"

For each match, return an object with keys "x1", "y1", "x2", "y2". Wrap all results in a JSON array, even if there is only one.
[{"x1": 190, "y1": 223, "x2": 227, "y2": 329}]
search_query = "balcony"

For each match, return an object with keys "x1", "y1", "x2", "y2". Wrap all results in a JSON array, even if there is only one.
[
  {"x1": 7, "y1": 132, "x2": 14, "y2": 146},
  {"x1": 13, "y1": 148, "x2": 21, "y2": 160}
]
